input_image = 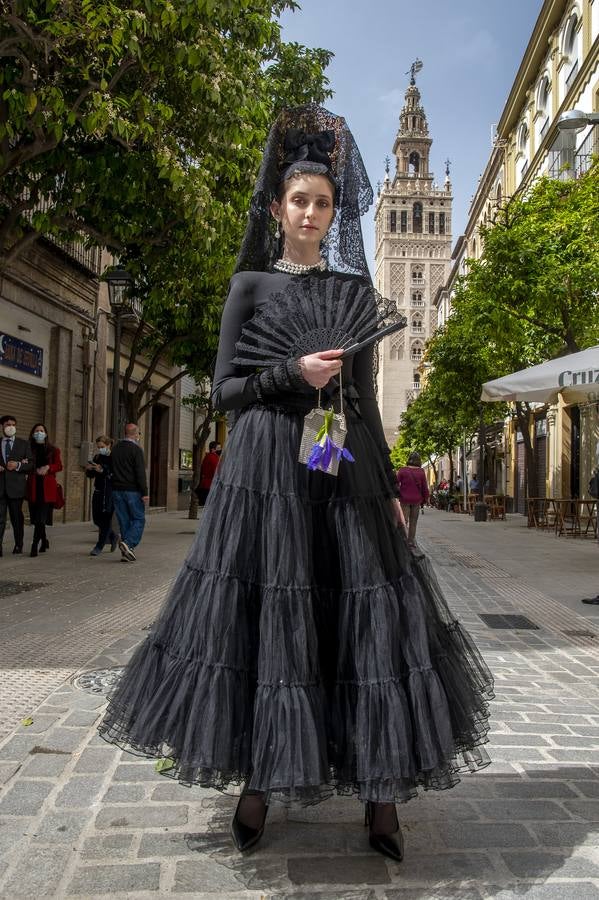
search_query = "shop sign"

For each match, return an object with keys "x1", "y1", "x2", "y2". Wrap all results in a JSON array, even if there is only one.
[{"x1": 0, "y1": 332, "x2": 43, "y2": 377}]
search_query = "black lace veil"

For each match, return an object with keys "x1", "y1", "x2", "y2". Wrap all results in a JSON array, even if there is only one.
[{"x1": 235, "y1": 104, "x2": 373, "y2": 278}]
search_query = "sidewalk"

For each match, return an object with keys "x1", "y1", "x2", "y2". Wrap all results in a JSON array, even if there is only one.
[{"x1": 1, "y1": 510, "x2": 599, "y2": 898}]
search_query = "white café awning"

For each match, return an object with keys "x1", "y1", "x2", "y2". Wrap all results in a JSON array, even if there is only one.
[{"x1": 481, "y1": 345, "x2": 599, "y2": 405}]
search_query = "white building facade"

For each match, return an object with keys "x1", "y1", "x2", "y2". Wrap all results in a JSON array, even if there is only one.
[{"x1": 374, "y1": 74, "x2": 453, "y2": 444}]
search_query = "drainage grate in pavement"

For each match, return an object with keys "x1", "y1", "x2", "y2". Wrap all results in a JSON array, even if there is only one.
[
  {"x1": 479, "y1": 613, "x2": 539, "y2": 630},
  {"x1": 0, "y1": 580, "x2": 47, "y2": 598},
  {"x1": 72, "y1": 667, "x2": 124, "y2": 695}
]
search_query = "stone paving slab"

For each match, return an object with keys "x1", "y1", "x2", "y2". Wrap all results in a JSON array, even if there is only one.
[{"x1": 1, "y1": 511, "x2": 599, "y2": 897}]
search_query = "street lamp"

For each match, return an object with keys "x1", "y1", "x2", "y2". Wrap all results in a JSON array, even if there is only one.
[
  {"x1": 556, "y1": 109, "x2": 599, "y2": 132},
  {"x1": 105, "y1": 267, "x2": 134, "y2": 440}
]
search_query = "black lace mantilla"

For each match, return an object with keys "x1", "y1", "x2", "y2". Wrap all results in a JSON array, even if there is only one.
[{"x1": 235, "y1": 104, "x2": 374, "y2": 278}]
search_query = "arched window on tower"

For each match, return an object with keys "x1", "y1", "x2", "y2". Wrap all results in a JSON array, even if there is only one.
[
  {"x1": 410, "y1": 340, "x2": 424, "y2": 362},
  {"x1": 408, "y1": 151, "x2": 420, "y2": 175},
  {"x1": 413, "y1": 202, "x2": 423, "y2": 233},
  {"x1": 412, "y1": 313, "x2": 424, "y2": 334},
  {"x1": 496, "y1": 182, "x2": 502, "y2": 205},
  {"x1": 411, "y1": 264, "x2": 424, "y2": 283},
  {"x1": 412, "y1": 290, "x2": 424, "y2": 307}
]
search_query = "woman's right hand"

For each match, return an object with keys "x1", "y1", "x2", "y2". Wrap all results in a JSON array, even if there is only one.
[{"x1": 300, "y1": 349, "x2": 344, "y2": 389}]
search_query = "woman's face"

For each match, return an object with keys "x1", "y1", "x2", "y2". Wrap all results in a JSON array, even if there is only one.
[{"x1": 271, "y1": 174, "x2": 335, "y2": 251}]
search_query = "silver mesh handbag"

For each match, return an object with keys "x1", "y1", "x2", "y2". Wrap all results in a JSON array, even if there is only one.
[{"x1": 298, "y1": 375, "x2": 350, "y2": 477}]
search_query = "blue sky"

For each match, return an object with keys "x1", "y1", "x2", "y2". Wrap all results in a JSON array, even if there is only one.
[{"x1": 279, "y1": 0, "x2": 544, "y2": 266}]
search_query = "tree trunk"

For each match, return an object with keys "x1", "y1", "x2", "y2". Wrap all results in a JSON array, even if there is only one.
[
  {"x1": 188, "y1": 401, "x2": 214, "y2": 520},
  {"x1": 448, "y1": 451, "x2": 455, "y2": 487}
]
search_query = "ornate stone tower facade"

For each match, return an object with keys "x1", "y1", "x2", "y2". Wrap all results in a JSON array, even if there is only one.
[{"x1": 374, "y1": 68, "x2": 452, "y2": 444}]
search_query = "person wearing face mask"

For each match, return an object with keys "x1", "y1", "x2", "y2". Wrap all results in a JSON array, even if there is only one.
[
  {"x1": 0, "y1": 414, "x2": 34, "y2": 556},
  {"x1": 26, "y1": 424, "x2": 63, "y2": 557},
  {"x1": 85, "y1": 435, "x2": 118, "y2": 556}
]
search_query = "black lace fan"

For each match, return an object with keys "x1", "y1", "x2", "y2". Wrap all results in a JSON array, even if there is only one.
[{"x1": 232, "y1": 276, "x2": 407, "y2": 367}]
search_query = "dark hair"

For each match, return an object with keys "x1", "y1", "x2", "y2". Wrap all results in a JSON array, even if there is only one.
[
  {"x1": 407, "y1": 451, "x2": 422, "y2": 467},
  {"x1": 0, "y1": 415, "x2": 17, "y2": 426},
  {"x1": 29, "y1": 423, "x2": 54, "y2": 452},
  {"x1": 208, "y1": 441, "x2": 218, "y2": 451}
]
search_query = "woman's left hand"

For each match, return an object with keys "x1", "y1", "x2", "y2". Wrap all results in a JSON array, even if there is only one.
[
  {"x1": 392, "y1": 498, "x2": 407, "y2": 533},
  {"x1": 37, "y1": 465, "x2": 49, "y2": 475}
]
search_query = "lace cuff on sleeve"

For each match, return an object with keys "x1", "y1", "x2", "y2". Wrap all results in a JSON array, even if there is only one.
[{"x1": 253, "y1": 358, "x2": 307, "y2": 399}]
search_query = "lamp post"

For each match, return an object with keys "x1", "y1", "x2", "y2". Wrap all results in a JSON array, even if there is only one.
[
  {"x1": 105, "y1": 267, "x2": 134, "y2": 440},
  {"x1": 474, "y1": 402, "x2": 487, "y2": 522},
  {"x1": 556, "y1": 109, "x2": 599, "y2": 132}
]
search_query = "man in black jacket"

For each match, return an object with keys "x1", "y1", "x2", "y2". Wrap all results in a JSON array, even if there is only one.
[
  {"x1": 0, "y1": 414, "x2": 34, "y2": 555},
  {"x1": 111, "y1": 423, "x2": 149, "y2": 562}
]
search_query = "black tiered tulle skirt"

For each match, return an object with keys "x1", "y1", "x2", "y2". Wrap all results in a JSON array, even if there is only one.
[{"x1": 99, "y1": 402, "x2": 493, "y2": 804}]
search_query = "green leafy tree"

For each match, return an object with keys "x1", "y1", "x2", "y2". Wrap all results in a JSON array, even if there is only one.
[
  {"x1": 1, "y1": 0, "x2": 333, "y2": 419},
  {"x1": 419, "y1": 164, "x2": 599, "y2": 497}
]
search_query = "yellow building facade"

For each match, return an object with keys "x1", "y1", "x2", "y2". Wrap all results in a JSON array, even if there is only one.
[{"x1": 436, "y1": 0, "x2": 599, "y2": 512}]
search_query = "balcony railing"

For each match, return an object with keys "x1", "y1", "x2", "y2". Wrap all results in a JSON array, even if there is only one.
[
  {"x1": 410, "y1": 353, "x2": 423, "y2": 362},
  {"x1": 411, "y1": 298, "x2": 425, "y2": 307},
  {"x1": 411, "y1": 326, "x2": 424, "y2": 334},
  {"x1": 574, "y1": 124, "x2": 599, "y2": 178},
  {"x1": 31, "y1": 194, "x2": 102, "y2": 275},
  {"x1": 412, "y1": 381, "x2": 421, "y2": 390},
  {"x1": 548, "y1": 126, "x2": 598, "y2": 181}
]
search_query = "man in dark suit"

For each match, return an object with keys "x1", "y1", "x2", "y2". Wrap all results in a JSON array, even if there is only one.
[{"x1": 0, "y1": 414, "x2": 34, "y2": 555}]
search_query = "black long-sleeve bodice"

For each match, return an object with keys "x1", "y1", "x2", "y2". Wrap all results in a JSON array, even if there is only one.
[{"x1": 211, "y1": 270, "x2": 398, "y2": 492}]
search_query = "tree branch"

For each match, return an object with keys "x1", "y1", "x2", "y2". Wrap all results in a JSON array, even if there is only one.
[
  {"x1": 137, "y1": 369, "x2": 187, "y2": 418},
  {"x1": 122, "y1": 317, "x2": 147, "y2": 397},
  {"x1": 0, "y1": 229, "x2": 41, "y2": 269}
]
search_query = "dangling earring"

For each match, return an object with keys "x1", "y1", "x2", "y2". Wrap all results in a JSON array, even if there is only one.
[{"x1": 275, "y1": 221, "x2": 281, "y2": 240}]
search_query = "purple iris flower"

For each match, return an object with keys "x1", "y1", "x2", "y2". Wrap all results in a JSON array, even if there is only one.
[{"x1": 307, "y1": 435, "x2": 355, "y2": 472}]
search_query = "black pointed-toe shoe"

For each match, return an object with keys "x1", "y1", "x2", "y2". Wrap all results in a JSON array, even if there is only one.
[
  {"x1": 230, "y1": 793, "x2": 268, "y2": 853},
  {"x1": 364, "y1": 802, "x2": 404, "y2": 863}
]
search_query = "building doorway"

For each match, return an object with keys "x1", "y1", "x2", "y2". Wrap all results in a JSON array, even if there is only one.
[{"x1": 150, "y1": 403, "x2": 169, "y2": 507}]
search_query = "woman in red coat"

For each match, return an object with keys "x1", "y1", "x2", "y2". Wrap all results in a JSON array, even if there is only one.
[{"x1": 26, "y1": 423, "x2": 63, "y2": 557}]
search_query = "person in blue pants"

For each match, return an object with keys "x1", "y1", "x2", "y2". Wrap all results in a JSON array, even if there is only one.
[{"x1": 110, "y1": 423, "x2": 149, "y2": 562}]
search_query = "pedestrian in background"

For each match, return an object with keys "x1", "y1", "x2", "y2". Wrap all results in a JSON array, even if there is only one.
[
  {"x1": 85, "y1": 435, "x2": 118, "y2": 556},
  {"x1": 469, "y1": 474, "x2": 479, "y2": 494},
  {"x1": 0, "y1": 414, "x2": 33, "y2": 556},
  {"x1": 111, "y1": 423, "x2": 148, "y2": 562},
  {"x1": 396, "y1": 451, "x2": 429, "y2": 550},
  {"x1": 26, "y1": 423, "x2": 63, "y2": 557},
  {"x1": 194, "y1": 440, "x2": 221, "y2": 506}
]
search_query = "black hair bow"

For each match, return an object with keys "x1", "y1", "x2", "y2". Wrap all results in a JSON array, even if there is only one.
[{"x1": 282, "y1": 128, "x2": 335, "y2": 168}]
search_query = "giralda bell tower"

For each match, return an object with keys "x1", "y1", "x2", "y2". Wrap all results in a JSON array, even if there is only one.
[{"x1": 374, "y1": 61, "x2": 452, "y2": 444}]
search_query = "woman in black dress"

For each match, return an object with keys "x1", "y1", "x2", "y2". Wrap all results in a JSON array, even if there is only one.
[
  {"x1": 85, "y1": 435, "x2": 118, "y2": 556},
  {"x1": 99, "y1": 105, "x2": 493, "y2": 860},
  {"x1": 27, "y1": 424, "x2": 63, "y2": 557}
]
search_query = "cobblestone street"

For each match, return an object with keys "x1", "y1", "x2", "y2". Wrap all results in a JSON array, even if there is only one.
[{"x1": 1, "y1": 510, "x2": 599, "y2": 898}]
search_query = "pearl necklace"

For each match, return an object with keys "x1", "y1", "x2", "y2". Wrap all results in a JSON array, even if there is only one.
[{"x1": 273, "y1": 257, "x2": 327, "y2": 275}]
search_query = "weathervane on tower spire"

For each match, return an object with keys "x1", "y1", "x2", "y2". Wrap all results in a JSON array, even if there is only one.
[
  {"x1": 406, "y1": 58, "x2": 423, "y2": 85},
  {"x1": 445, "y1": 158, "x2": 451, "y2": 177}
]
